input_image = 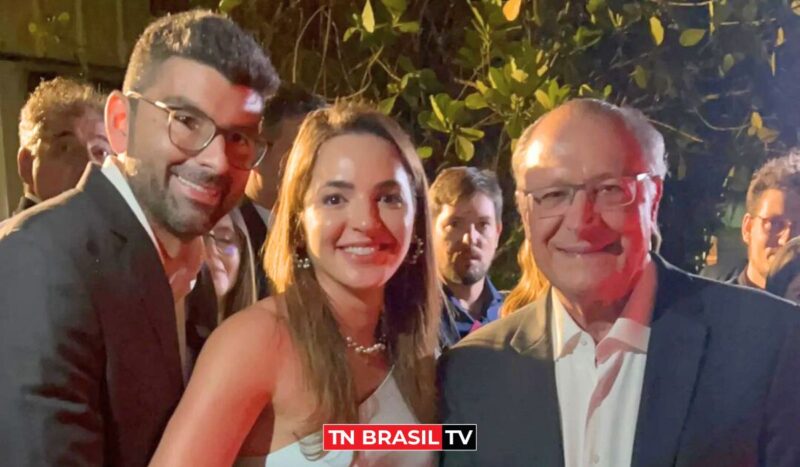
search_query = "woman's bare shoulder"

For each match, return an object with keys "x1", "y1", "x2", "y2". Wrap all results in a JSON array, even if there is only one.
[{"x1": 196, "y1": 297, "x2": 290, "y2": 386}]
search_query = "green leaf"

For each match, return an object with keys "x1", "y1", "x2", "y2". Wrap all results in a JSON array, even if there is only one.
[
  {"x1": 770, "y1": 52, "x2": 777, "y2": 76},
  {"x1": 446, "y1": 100, "x2": 466, "y2": 123},
  {"x1": 422, "y1": 112, "x2": 448, "y2": 133},
  {"x1": 455, "y1": 135, "x2": 475, "y2": 161},
  {"x1": 510, "y1": 65, "x2": 529, "y2": 83},
  {"x1": 429, "y1": 94, "x2": 447, "y2": 125},
  {"x1": 397, "y1": 56, "x2": 415, "y2": 73},
  {"x1": 649, "y1": 16, "x2": 664, "y2": 46},
  {"x1": 465, "y1": 92, "x2": 488, "y2": 109},
  {"x1": 534, "y1": 89, "x2": 553, "y2": 109},
  {"x1": 679, "y1": 29, "x2": 706, "y2": 47},
  {"x1": 395, "y1": 21, "x2": 419, "y2": 33},
  {"x1": 488, "y1": 67, "x2": 510, "y2": 96},
  {"x1": 536, "y1": 63, "x2": 549, "y2": 77},
  {"x1": 459, "y1": 127, "x2": 485, "y2": 140},
  {"x1": 343, "y1": 26, "x2": 358, "y2": 42},
  {"x1": 378, "y1": 96, "x2": 397, "y2": 115},
  {"x1": 587, "y1": 0, "x2": 605, "y2": 15},
  {"x1": 632, "y1": 65, "x2": 648, "y2": 89},
  {"x1": 751, "y1": 111, "x2": 763, "y2": 129},
  {"x1": 381, "y1": 0, "x2": 407, "y2": 17},
  {"x1": 603, "y1": 84, "x2": 613, "y2": 97},
  {"x1": 417, "y1": 146, "x2": 433, "y2": 159},
  {"x1": 362, "y1": 0, "x2": 376, "y2": 33},
  {"x1": 57, "y1": 12, "x2": 70, "y2": 24},
  {"x1": 502, "y1": 0, "x2": 522, "y2": 22},
  {"x1": 722, "y1": 54, "x2": 735, "y2": 73},
  {"x1": 218, "y1": 0, "x2": 243, "y2": 14}
]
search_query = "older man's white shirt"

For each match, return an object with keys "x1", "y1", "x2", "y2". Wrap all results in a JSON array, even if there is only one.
[{"x1": 552, "y1": 259, "x2": 656, "y2": 467}]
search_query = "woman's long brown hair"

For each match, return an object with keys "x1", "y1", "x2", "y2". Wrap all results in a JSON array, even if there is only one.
[{"x1": 263, "y1": 102, "x2": 440, "y2": 431}]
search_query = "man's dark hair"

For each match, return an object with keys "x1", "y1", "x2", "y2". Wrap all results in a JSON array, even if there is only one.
[
  {"x1": 262, "y1": 83, "x2": 327, "y2": 127},
  {"x1": 429, "y1": 166, "x2": 503, "y2": 223},
  {"x1": 123, "y1": 9, "x2": 279, "y2": 96},
  {"x1": 746, "y1": 150, "x2": 800, "y2": 213}
]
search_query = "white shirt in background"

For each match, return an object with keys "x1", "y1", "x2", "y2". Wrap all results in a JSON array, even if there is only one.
[{"x1": 552, "y1": 259, "x2": 656, "y2": 467}]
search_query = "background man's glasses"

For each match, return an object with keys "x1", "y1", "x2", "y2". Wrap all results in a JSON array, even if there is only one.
[
  {"x1": 754, "y1": 215, "x2": 796, "y2": 237},
  {"x1": 125, "y1": 91, "x2": 267, "y2": 170},
  {"x1": 519, "y1": 173, "x2": 653, "y2": 219}
]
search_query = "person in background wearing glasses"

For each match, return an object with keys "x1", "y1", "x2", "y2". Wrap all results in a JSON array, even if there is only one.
[
  {"x1": 9, "y1": 76, "x2": 109, "y2": 218},
  {"x1": 204, "y1": 210, "x2": 257, "y2": 322},
  {"x1": 704, "y1": 152, "x2": 800, "y2": 289},
  {"x1": 439, "y1": 99, "x2": 800, "y2": 467},
  {"x1": 0, "y1": 10, "x2": 278, "y2": 467}
]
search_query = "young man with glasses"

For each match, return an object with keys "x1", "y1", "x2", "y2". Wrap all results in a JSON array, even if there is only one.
[
  {"x1": 439, "y1": 99, "x2": 800, "y2": 467},
  {"x1": 724, "y1": 152, "x2": 800, "y2": 289},
  {"x1": 0, "y1": 10, "x2": 278, "y2": 466}
]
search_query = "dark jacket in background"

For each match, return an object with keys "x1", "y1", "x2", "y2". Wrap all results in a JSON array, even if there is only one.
[
  {"x1": 0, "y1": 165, "x2": 217, "y2": 467},
  {"x1": 439, "y1": 256, "x2": 800, "y2": 467},
  {"x1": 239, "y1": 196, "x2": 269, "y2": 299}
]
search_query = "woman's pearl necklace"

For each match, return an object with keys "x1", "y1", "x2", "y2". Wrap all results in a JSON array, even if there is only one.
[{"x1": 344, "y1": 335, "x2": 387, "y2": 355}]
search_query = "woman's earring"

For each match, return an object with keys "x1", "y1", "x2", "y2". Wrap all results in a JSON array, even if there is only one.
[
  {"x1": 405, "y1": 235, "x2": 424, "y2": 265},
  {"x1": 294, "y1": 250, "x2": 311, "y2": 269}
]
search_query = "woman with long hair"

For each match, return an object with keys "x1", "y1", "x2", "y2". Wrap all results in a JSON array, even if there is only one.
[
  {"x1": 151, "y1": 102, "x2": 440, "y2": 466},
  {"x1": 204, "y1": 209, "x2": 258, "y2": 322}
]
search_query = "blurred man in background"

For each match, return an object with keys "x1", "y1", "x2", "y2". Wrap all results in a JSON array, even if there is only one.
[{"x1": 13, "y1": 76, "x2": 109, "y2": 214}]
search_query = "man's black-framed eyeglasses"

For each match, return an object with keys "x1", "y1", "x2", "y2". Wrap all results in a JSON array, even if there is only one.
[{"x1": 124, "y1": 91, "x2": 267, "y2": 170}]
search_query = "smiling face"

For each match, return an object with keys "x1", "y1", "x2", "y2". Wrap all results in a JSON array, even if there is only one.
[
  {"x1": 301, "y1": 132, "x2": 416, "y2": 292},
  {"x1": 108, "y1": 56, "x2": 264, "y2": 240},
  {"x1": 515, "y1": 105, "x2": 662, "y2": 305}
]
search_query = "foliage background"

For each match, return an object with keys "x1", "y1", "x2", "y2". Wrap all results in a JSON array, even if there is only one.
[{"x1": 188, "y1": 0, "x2": 800, "y2": 286}]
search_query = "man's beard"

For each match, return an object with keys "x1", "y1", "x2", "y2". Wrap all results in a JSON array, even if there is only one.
[
  {"x1": 126, "y1": 161, "x2": 229, "y2": 240},
  {"x1": 444, "y1": 262, "x2": 487, "y2": 286}
]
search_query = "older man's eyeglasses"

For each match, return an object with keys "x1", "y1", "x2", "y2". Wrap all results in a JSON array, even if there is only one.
[
  {"x1": 519, "y1": 173, "x2": 653, "y2": 219},
  {"x1": 124, "y1": 91, "x2": 267, "y2": 170}
]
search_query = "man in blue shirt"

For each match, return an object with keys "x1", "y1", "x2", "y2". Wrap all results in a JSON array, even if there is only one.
[{"x1": 430, "y1": 167, "x2": 506, "y2": 349}]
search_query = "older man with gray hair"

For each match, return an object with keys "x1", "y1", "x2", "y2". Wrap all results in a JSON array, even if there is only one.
[{"x1": 439, "y1": 98, "x2": 800, "y2": 467}]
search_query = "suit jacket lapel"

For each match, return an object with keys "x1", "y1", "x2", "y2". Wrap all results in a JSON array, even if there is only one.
[
  {"x1": 632, "y1": 256, "x2": 708, "y2": 467},
  {"x1": 80, "y1": 165, "x2": 184, "y2": 390},
  {"x1": 510, "y1": 291, "x2": 565, "y2": 466}
]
